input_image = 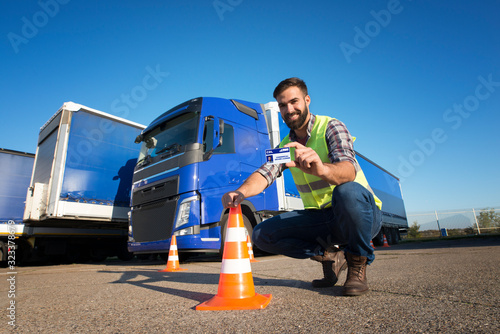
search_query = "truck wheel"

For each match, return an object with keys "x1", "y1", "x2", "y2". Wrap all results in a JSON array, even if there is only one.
[
  {"x1": 391, "y1": 228, "x2": 400, "y2": 245},
  {"x1": 220, "y1": 212, "x2": 253, "y2": 255},
  {"x1": 0, "y1": 241, "x2": 7, "y2": 267},
  {"x1": 373, "y1": 230, "x2": 384, "y2": 247},
  {"x1": 90, "y1": 249, "x2": 108, "y2": 262},
  {"x1": 65, "y1": 248, "x2": 81, "y2": 264},
  {"x1": 385, "y1": 228, "x2": 394, "y2": 245}
]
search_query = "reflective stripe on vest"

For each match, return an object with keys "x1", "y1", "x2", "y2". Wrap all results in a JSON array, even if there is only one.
[{"x1": 280, "y1": 115, "x2": 382, "y2": 210}]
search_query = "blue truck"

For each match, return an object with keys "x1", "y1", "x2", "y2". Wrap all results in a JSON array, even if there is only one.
[
  {"x1": 0, "y1": 102, "x2": 145, "y2": 264},
  {"x1": 128, "y1": 97, "x2": 408, "y2": 257}
]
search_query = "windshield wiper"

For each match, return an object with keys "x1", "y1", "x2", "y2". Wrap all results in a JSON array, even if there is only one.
[
  {"x1": 156, "y1": 143, "x2": 181, "y2": 158},
  {"x1": 137, "y1": 154, "x2": 152, "y2": 167}
]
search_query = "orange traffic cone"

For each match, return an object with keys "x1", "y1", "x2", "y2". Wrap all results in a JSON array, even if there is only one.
[
  {"x1": 247, "y1": 235, "x2": 259, "y2": 263},
  {"x1": 196, "y1": 205, "x2": 272, "y2": 311},
  {"x1": 382, "y1": 234, "x2": 390, "y2": 248},
  {"x1": 370, "y1": 240, "x2": 376, "y2": 249},
  {"x1": 158, "y1": 235, "x2": 188, "y2": 272}
]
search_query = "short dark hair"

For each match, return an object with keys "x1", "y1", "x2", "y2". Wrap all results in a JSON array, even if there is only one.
[{"x1": 273, "y1": 77, "x2": 308, "y2": 99}]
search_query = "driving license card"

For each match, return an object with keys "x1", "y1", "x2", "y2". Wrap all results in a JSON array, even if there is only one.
[{"x1": 265, "y1": 147, "x2": 291, "y2": 164}]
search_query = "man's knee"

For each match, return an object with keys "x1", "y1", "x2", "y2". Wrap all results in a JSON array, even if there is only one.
[{"x1": 333, "y1": 182, "x2": 366, "y2": 205}]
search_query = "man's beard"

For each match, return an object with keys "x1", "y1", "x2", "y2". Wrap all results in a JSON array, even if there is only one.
[{"x1": 284, "y1": 104, "x2": 309, "y2": 130}]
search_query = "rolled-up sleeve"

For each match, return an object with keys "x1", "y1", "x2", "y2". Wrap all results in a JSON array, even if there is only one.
[
  {"x1": 255, "y1": 162, "x2": 283, "y2": 188},
  {"x1": 325, "y1": 119, "x2": 360, "y2": 173}
]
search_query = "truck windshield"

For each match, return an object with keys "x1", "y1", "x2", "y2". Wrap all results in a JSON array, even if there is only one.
[{"x1": 137, "y1": 112, "x2": 199, "y2": 165}]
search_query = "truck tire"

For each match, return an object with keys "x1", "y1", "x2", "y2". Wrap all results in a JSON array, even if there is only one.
[
  {"x1": 385, "y1": 227, "x2": 394, "y2": 245},
  {"x1": 391, "y1": 228, "x2": 400, "y2": 245},
  {"x1": 220, "y1": 212, "x2": 253, "y2": 255},
  {"x1": 0, "y1": 241, "x2": 7, "y2": 267},
  {"x1": 89, "y1": 248, "x2": 108, "y2": 262},
  {"x1": 373, "y1": 230, "x2": 384, "y2": 247},
  {"x1": 64, "y1": 248, "x2": 81, "y2": 264}
]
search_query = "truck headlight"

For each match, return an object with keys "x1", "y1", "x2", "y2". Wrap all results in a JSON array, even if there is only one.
[
  {"x1": 128, "y1": 225, "x2": 135, "y2": 242},
  {"x1": 174, "y1": 195, "x2": 199, "y2": 230},
  {"x1": 128, "y1": 214, "x2": 135, "y2": 241}
]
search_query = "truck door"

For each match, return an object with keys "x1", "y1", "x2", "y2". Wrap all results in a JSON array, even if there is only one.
[{"x1": 198, "y1": 117, "x2": 238, "y2": 224}]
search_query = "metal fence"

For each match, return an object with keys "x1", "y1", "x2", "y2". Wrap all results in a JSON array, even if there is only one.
[{"x1": 407, "y1": 207, "x2": 500, "y2": 237}]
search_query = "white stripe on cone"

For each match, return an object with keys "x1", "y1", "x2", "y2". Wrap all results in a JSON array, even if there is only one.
[
  {"x1": 247, "y1": 241, "x2": 254, "y2": 256},
  {"x1": 220, "y1": 258, "x2": 252, "y2": 274},
  {"x1": 225, "y1": 227, "x2": 247, "y2": 242}
]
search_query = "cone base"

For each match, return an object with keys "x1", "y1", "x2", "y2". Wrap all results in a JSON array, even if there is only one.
[
  {"x1": 196, "y1": 293, "x2": 272, "y2": 311},
  {"x1": 158, "y1": 267, "x2": 188, "y2": 272}
]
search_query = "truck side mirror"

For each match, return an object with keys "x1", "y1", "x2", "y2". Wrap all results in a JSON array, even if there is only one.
[
  {"x1": 203, "y1": 116, "x2": 224, "y2": 160},
  {"x1": 215, "y1": 118, "x2": 224, "y2": 149}
]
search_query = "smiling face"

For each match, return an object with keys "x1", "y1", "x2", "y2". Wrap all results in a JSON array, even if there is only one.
[{"x1": 276, "y1": 86, "x2": 311, "y2": 132}]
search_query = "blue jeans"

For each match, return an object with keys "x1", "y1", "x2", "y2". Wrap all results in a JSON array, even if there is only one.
[{"x1": 252, "y1": 182, "x2": 382, "y2": 264}]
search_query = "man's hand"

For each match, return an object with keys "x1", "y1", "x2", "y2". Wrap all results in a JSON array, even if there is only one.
[
  {"x1": 221, "y1": 190, "x2": 245, "y2": 208},
  {"x1": 221, "y1": 172, "x2": 271, "y2": 208},
  {"x1": 284, "y1": 142, "x2": 356, "y2": 185},
  {"x1": 284, "y1": 142, "x2": 327, "y2": 178}
]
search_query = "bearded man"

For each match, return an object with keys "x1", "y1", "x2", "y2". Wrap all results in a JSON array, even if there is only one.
[{"x1": 222, "y1": 77, "x2": 382, "y2": 296}]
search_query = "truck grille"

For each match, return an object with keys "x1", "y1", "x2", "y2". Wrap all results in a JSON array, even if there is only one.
[{"x1": 131, "y1": 196, "x2": 178, "y2": 243}]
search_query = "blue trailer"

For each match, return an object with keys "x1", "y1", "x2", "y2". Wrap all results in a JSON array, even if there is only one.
[
  {"x1": 356, "y1": 153, "x2": 408, "y2": 245},
  {"x1": 0, "y1": 149, "x2": 35, "y2": 262},
  {"x1": 4, "y1": 102, "x2": 145, "y2": 263},
  {"x1": 128, "y1": 97, "x2": 408, "y2": 257}
]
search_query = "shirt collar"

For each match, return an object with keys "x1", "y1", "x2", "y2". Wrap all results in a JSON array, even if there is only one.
[{"x1": 289, "y1": 113, "x2": 316, "y2": 141}]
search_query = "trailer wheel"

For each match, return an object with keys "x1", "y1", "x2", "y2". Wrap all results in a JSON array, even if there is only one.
[
  {"x1": 385, "y1": 227, "x2": 394, "y2": 245},
  {"x1": 0, "y1": 241, "x2": 7, "y2": 267},
  {"x1": 65, "y1": 248, "x2": 81, "y2": 264},
  {"x1": 89, "y1": 249, "x2": 108, "y2": 262},
  {"x1": 390, "y1": 228, "x2": 400, "y2": 245},
  {"x1": 372, "y1": 230, "x2": 384, "y2": 247},
  {"x1": 383, "y1": 227, "x2": 400, "y2": 245},
  {"x1": 220, "y1": 212, "x2": 253, "y2": 255}
]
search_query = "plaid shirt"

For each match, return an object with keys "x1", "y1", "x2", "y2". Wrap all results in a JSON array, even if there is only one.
[{"x1": 256, "y1": 114, "x2": 359, "y2": 187}]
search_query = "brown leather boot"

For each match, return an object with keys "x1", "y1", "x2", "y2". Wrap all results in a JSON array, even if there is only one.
[
  {"x1": 343, "y1": 252, "x2": 369, "y2": 296},
  {"x1": 310, "y1": 247, "x2": 347, "y2": 288}
]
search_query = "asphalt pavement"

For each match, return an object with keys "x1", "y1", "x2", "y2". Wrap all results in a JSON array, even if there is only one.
[{"x1": 1, "y1": 236, "x2": 499, "y2": 333}]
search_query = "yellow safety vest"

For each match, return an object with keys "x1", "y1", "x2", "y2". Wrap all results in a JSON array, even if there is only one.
[{"x1": 279, "y1": 115, "x2": 382, "y2": 210}]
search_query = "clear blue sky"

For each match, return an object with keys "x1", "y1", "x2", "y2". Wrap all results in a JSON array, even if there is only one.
[{"x1": 1, "y1": 0, "x2": 499, "y2": 214}]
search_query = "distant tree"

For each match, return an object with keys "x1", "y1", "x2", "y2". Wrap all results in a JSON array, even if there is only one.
[
  {"x1": 464, "y1": 226, "x2": 475, "y2": 235},
  {"x1": 476, "y1": 208, "x2": 500, "y2": 228},
  {"x1": 408, "y1": 221, "x2": 421, "y2": 238}
]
